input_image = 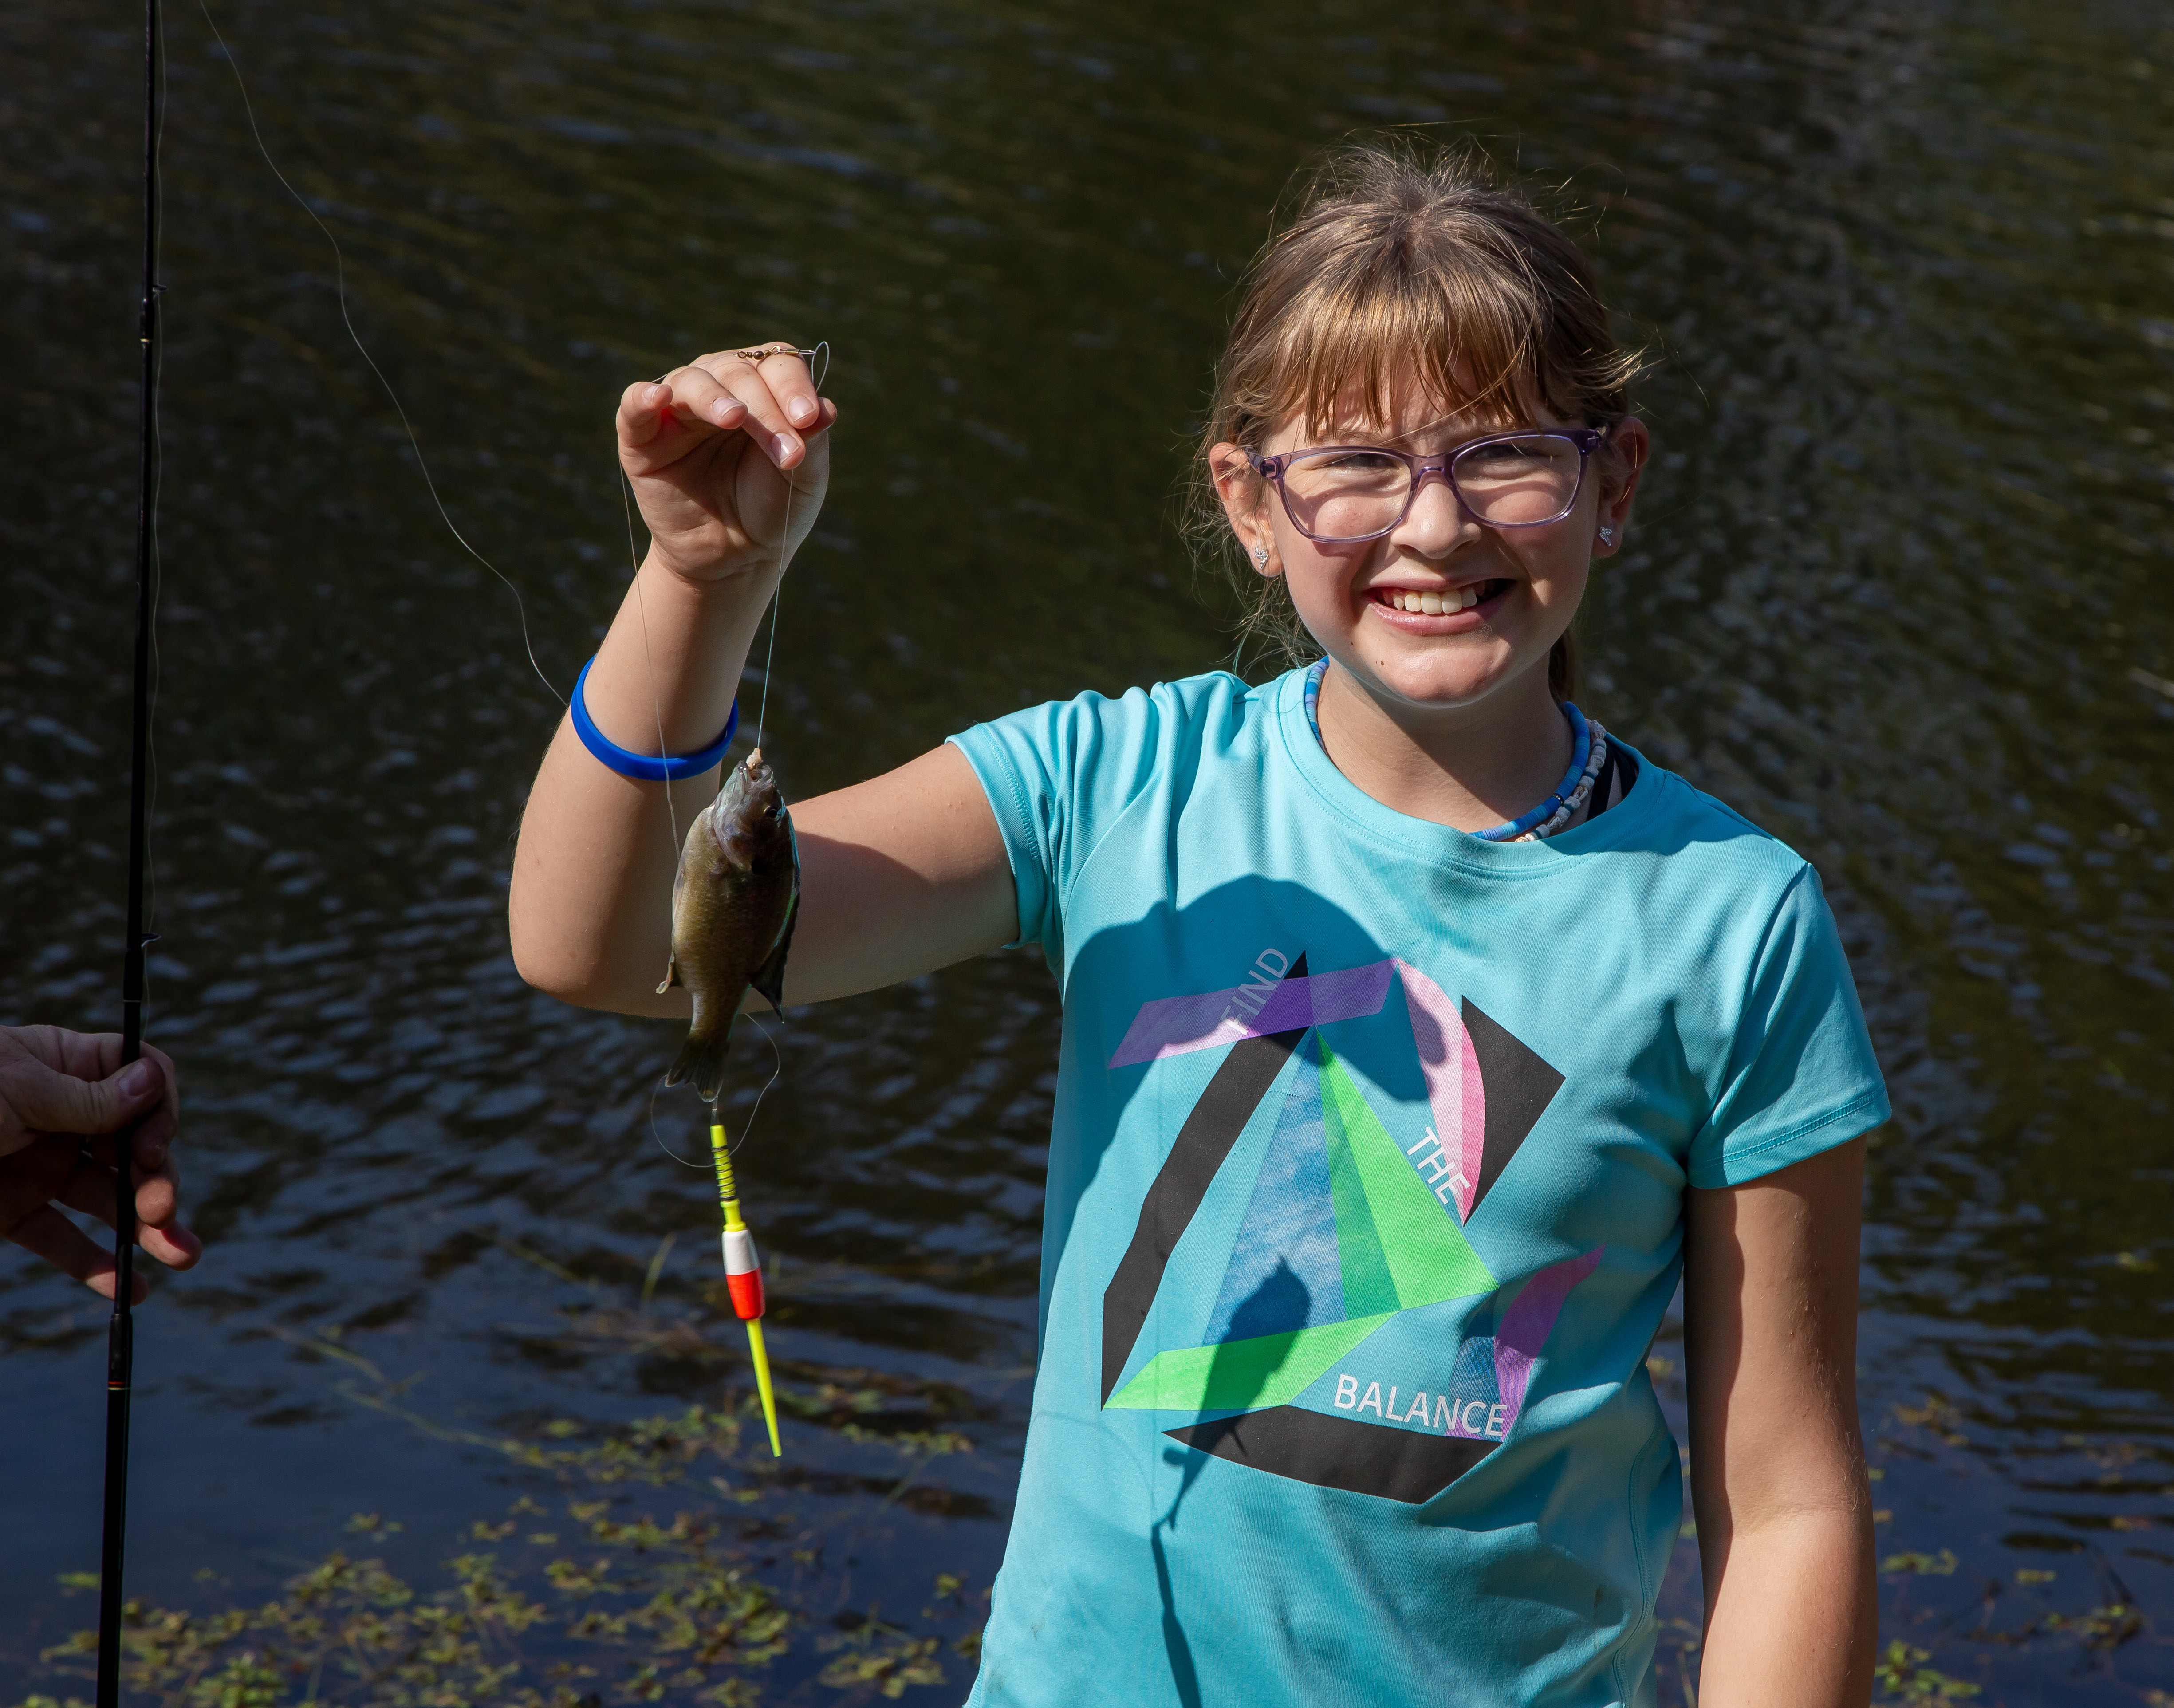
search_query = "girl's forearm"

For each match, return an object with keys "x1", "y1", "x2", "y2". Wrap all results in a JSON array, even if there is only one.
[
  {"x1": 1695, "y1": 1502, "x2": 1876, "y2": 1707},
  {"x1": 508, "y1": 555, "x2": 775, "y2": 1015},
  {"x1": 585, "y1": 554, "x2": 776, "y2": 757}
]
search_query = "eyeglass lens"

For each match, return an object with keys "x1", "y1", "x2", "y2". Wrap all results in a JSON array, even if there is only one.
[{"x1": 1279, "y1": 437, "x2": 1586, "y2": 541}]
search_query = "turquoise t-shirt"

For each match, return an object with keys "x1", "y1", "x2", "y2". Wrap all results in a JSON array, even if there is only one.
[{"x1": 947, "y1": 667, "x2": 1888, "y2": 1708}]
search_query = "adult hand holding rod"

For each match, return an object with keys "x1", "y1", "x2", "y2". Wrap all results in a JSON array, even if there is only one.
[{"x1": 0, "y1": 1024, "x2": 200, "y2": 1299}]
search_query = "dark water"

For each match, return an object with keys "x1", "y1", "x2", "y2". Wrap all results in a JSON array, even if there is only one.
[{"x1": 4, "y1": 0, "x2": 2172, "y2": 1701}]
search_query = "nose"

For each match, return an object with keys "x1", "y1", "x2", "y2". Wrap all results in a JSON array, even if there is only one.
[{"x1": 1390, "y1": 459, "x2": 1477, "y2": 556}]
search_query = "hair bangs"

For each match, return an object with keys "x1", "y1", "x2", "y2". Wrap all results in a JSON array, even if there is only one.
[{"x1": 1273, "y1": 252, "x2": 1544, "y2": 444}]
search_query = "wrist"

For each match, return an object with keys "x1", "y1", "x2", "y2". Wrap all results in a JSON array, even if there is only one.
[
  {"x1": 572, "y1": 657, "x2": 738, "y2": 781},
  {"x1": 643, "y1": 541, "x2": 786, "y2": 604}
]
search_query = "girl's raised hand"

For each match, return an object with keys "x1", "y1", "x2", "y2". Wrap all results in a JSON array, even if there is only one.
[{"x1": 618, "y1": 344, "x2": 838, "y2": 587}]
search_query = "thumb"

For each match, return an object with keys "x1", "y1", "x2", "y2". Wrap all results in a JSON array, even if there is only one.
[{"x1": 6, "y1": 1056, "x2": 162, "y2": 1138}]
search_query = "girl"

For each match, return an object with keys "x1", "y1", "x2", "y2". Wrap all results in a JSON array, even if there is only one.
[{"x1": 510, "y1": 146, "x2": 1883, "y2": 1708}]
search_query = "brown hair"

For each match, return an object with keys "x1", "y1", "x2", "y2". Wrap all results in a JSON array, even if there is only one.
[{"x1": 1189, "y1": 141, "x2": 1643, "y2": 695}]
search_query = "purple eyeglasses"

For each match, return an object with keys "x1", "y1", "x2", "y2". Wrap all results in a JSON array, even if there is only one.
[{"x1": 1248, "y1": 428, "x2": 1610, "y2": 543}]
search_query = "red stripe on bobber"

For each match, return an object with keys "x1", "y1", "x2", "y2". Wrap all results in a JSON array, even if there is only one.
[{"x1": 726, "y1": 1268, "x2": 766, "y2": 1321}]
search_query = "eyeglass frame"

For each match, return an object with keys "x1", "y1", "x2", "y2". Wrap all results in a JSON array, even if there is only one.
[{"x1": 1245, "y1": 426, "x2": 1611, "y2": 544}]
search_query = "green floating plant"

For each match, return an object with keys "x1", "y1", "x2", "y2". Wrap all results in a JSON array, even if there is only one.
[
  {"x1": 1879, "y1": 1548, "x2": 1960, "y2": 1577},
  {"x1": 1874, "y1": 1641, "x2": 1982, "y2": 1706}
]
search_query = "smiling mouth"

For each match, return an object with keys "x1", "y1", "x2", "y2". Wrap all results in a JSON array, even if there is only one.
[{"x1": 1373, "y1": 580, "x2": 1510, "y2": 616}]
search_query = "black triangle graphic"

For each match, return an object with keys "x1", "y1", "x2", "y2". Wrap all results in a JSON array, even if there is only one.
[
  {"x1": 1167, "y1": 1406, "x2": 1495, "y2": 1504},
  {"x1": 1099, "y1": 952, "x2": 1308, "y2": 1405},
  {"x1": 1462, "y1": 999, "x2": 1564, "y2": 1212}
]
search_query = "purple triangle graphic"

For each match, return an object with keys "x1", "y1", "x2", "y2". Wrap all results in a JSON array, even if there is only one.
[{"x1": 1493, "y1": 1247, "x2": 1603, "y2": 1428}]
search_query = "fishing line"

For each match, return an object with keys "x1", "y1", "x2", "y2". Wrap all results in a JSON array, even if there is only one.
[
  {"x1": 753, "y1": 339, "x2": 828, "y2": 751},
  {"x1": 645, "y1": 1013, "x2": 782, "y2": 1169},
  {"x1": 646, "y1": 1078, "x2": 705, "y2": 1170},
  {"x1": 727, "y1": 1011, "x2": 784, "y2": 1159},
  {"x1": 623, "y1": 470, "x2": 683, "y2": 862},
  {"x1": 753, "y1": 538, "x2": 786, "y2": 747},
  {"x1": 196, "y1": 0, "x2": 565, "y2": 707}
]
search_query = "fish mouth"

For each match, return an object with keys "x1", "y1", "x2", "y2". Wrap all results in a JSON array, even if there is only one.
[{"x1": 711, "y1": 746, "x2": 784, "y2": 838}]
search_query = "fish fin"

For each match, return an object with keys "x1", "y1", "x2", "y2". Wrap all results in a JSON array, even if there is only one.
[
  {"x1": 748, "y1": 865, "x2": 800, "y2": 1017},
  {"x1": 656, "y1": 954, "x2": 682, "y2": 997},
  {"x1": 665, "y1": 1015, "x2": 736, "y2": 1105}
]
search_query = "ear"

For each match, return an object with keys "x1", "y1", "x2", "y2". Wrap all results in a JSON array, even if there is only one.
[
  {"x1": 1210, "y1": 442, "x2": 1279, "y2": 576},
  {"x1": 1592, "y1": 416, "x2": 1650, "y2": 557}
]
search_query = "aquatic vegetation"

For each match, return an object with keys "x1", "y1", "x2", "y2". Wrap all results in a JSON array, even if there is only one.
[
  {"x1": 1879, "y1": 1548, "x2": 1961, "y2": 1578},
  {"x1": 15, "y1": 1492, "x2": 979, "y2": 1708},
  {"x1": 812, "y1": 1621, "x2": 949, "y2": 1700},
  {"x1": 11, "y1": 1395, "x2": 988, "y2": 1708},
  {"x1": 1874, "y1": 1642, "x2": 1981, "y2": 1706},
  {"x1": 23, "y1": 1509, "x2": 781, "y2": 1708}
]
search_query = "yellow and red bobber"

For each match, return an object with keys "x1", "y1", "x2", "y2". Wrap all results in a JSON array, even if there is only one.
[{"x1": 710, "y1": 1119, "x2": 781, "y2": 1456}]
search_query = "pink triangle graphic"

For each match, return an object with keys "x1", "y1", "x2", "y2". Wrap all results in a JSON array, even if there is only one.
[{"x1": 1395, "y1": 959, "x2": 1485, "y2": 1221}]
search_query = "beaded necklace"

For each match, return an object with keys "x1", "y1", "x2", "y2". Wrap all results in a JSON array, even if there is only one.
[{"x1": 1301, "y1": 657, "x2": 1609, "y2": 842}]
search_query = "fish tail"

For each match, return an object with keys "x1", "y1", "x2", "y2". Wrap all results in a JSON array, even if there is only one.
[
  {"x1": 667, "y1": 1030, "x2": 734, "y2": 1106},
  {"x1": 666, "y1": 1005, "x2": 736, "y2": 1106}
]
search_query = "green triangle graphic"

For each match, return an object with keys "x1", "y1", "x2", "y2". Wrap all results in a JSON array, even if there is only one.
[
  {"x1": 1105, "y1": 1313, "x2": 1395, "y2": 1411},
  {"x1": 1320, "y1": 1051, "x2": 1400, "y2": 1317},
  {"x1": 1320, "y1": 1046, "x2": 1495, "y2": 1308}
]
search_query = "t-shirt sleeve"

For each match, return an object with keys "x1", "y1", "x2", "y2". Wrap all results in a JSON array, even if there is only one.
[
  {"x1": 946, "y1": 685, "x2": 1173, "y2": 958},
  {"x1": 1686, "y1": 865, "x2": 1891, "y2": 1189}
]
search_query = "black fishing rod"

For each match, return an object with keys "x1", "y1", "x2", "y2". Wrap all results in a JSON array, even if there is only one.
[{"x1": 96, "y1": 0, "x2": 163, "y2": 1696}]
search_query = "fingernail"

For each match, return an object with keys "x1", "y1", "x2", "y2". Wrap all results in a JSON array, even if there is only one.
[
  {"x1": 772, "y1": 433, "x2": 796, "y2": 463},
  {"x1": 713, "y1": 397, "x2": 739, "y2": 424},
  {"x1": 789, "y1": 394, "x2": 816, "y2": 424},
  {"x1": 119, "y1": 1060, "x2": 157, "y2": 1097}
]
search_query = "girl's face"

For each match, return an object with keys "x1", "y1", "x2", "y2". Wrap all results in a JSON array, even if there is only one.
[{"x1": 1214, "y1": 382, "x2": 1647, "y2": 721}]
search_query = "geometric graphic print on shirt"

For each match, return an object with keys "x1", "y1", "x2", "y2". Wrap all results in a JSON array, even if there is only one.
[{"x1": 1100, "y1": 950, "x2": 1603, "y2": 1505}]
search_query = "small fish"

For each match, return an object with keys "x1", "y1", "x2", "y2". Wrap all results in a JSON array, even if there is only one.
[{"x1": 659, "y1": 748, "x2": 799, "y2": 1104}]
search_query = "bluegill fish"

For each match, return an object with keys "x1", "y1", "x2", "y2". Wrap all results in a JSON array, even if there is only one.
[{"x1": 659, "y1": 748, "x2": 799, "y2": 1105}]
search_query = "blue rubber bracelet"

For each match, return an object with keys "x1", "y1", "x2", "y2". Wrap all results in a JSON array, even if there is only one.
[{"x1": 571, "y1": 656, "x2": 739, "y2": 782}]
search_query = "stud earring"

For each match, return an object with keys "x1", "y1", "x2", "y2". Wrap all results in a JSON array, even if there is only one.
[
  {"x1": 1597, "y1": 525, "x2": 1617, "y2": 547},
  {"x1": 1252, "y1": 545, "x2": 1270, "y2": 566}
]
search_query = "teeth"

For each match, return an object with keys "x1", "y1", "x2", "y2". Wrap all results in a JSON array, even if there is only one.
[{"x1": 1382, "y1": 586, "x2": 1494, "y2": 614}]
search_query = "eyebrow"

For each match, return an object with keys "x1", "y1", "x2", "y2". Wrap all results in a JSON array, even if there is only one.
[
  {"x1": 1304, "y1": 400, "x2": 1536, "y2": 443},
  {"x1": 1299, "y1": 418, "x2": 1539, "y2": 450}
]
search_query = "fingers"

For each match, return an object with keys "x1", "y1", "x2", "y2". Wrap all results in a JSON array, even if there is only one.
[
  {"x1": 618, "y1": 345, "x2": 835, "y2": 472},
  {"x1": 129, "y1": 1043, "x2": 181, "y2": 1167},
  {"x1": 0, "y1": 1127, "x2": 203, "y2": 1284},
  {"x1": 6, "y1": 1203, "x2": 145, "y2": 1303},
  {"x1": 0, "y1": 1040, "x2": 166, "y2": 1152},
  {"x1": 57, "y1": 1142, "x2": 200, "y2": 1262},
  {"x1": 745, "y1": 347, "x2": 826, "y2": 432},
  {"x1": 130, "y1": 1148, "x2": 202, "y2": 1267},
  {"x1": 619, "y1": 372, "x2": 752, "y2": 453},
  {"x1": 0, "y1": 1139, "x2": 154, "y2": 1302}
]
